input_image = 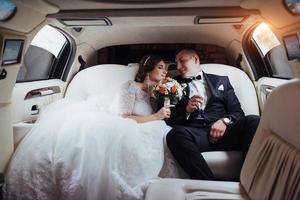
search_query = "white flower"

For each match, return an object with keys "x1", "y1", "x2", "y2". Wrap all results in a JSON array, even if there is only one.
[{"x1": 151, "y1": 77, "x2": 184, "y2": 104}]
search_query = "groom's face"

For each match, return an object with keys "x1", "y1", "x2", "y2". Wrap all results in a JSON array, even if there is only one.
[{"x1": 175, "y1": 51, "x2": 201, "y2": 78}]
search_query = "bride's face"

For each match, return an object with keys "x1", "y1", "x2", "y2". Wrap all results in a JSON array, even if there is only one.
[{"x1": 149, "y1": 60, "x2": 168, "y2": 82}]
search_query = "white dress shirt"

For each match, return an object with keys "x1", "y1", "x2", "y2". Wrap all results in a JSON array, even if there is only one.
[{"x1": 188, "y1": 70, "x2": 211, "y2": 110}]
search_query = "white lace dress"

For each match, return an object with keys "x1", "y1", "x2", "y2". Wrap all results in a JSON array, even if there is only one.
[{"x1": 3, "y1": 80, "x2": 179, "y2": 200}]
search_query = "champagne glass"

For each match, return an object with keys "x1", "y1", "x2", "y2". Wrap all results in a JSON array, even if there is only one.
[{"x1": 164, "y1": 97, "x2": 170, "y2": 107}]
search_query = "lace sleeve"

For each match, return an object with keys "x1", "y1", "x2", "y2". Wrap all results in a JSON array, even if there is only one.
[{"x1": 119, "y1": 81, "x2": 136, "y2": 114}]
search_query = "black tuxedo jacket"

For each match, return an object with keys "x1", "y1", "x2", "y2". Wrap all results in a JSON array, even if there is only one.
[{"x1": 167, "y1": 72, "x2": 245, "y2": 127}]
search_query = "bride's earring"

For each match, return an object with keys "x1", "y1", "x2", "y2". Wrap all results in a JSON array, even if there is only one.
[{"x1": 145, "y1": 73, "x2": 150, "y2": 92}]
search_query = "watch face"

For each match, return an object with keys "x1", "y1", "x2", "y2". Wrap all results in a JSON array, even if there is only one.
[{"x1": 223, "y1": 118, "x2": 230, "y2": 124}]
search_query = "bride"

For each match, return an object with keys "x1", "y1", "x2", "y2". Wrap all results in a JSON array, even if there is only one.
[{"x1": 3, "y1": 55, "x2": 173, "y2": 200}]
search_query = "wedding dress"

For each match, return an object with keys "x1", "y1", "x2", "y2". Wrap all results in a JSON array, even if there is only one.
[{"x1": 3, "y1": 80, "x2": 175, "y2": 200}]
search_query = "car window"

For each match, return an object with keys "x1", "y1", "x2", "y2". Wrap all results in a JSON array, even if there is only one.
[
  {"x1": 16, "y1": 25, "x2": 72, "y2": 82},
  {"x1": 250, "y1": 22, "x2": 295, "y2": 79},
  {"x1": 252, "y1": 23, "x2": 280, "y2": 56}
]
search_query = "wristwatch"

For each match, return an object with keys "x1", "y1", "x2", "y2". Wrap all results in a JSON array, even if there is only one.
[{"x1": 222, "y1": 117, "x2": 231, "y2": 126}]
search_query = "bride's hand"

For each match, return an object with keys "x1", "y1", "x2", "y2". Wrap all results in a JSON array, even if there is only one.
[
  {"x1": 155, "y1": 107, "x2": 171, "y2": 120},
  {"x1": 122, "y1": 112, "x2": 131, "y2": 118}
]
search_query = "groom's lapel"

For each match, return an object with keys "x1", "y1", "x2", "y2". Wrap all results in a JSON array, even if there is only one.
[{"x1": 203, "y1": 72, "x2": 217, "y2": 97}]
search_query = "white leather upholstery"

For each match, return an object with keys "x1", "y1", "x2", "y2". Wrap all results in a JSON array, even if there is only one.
[
  {"x1": 201, "y1": 64, "x2": 259, "y2": 180},
  {"x1": 169, "y1": 63, "x2": 260, "y2": 116},
  {"x1": 66, "y1": 63, "x2": 259, "y2": 114},
  {"x1": 65, "y1": 64, "x2": 139, "y2": 100},
  {"x1": 145, "y1": 79, "x2": 300, "y2": 200},
  {"x1": 202, "y1": 64, "x2": 259, "y2": 116},
  {"x1": 202, "y1": 151, "x2": 243, "y2": 180},
  {"x1": 146, "y1": 179, "x2": 248, "y2": 200},
  {"x1": 65, "y1": 63, "x2": 259, "y2": 180}
]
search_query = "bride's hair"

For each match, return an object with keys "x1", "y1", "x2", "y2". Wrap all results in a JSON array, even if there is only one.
[{"x1": 135, "y1": 54, "x2": 164, "y2": 82}]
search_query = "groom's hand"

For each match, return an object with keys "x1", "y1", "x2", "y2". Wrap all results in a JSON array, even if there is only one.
[
  {"x1": 209, "y1": 119, "x2": 226, "y2": 144},
  {"x1": 186, "y1": 95, "x2": 203, "y2": 113}
]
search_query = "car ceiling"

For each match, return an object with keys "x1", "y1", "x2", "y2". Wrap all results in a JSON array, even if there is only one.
[
  {"x1": 45, "y1": 0, "x2": 300, "y2": 29},
  {"x1": 1, "y1": 0, "x2": 299, "y2": 31},
  {"x1": 0, "y1": 0, "x2": 299, "y2": 50},
  {"x1": 46, "y1": 0, "x2": 243, "y2": 9}
]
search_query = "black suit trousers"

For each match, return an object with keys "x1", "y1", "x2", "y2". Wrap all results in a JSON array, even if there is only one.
[{"x1": 166, "y1": 115, "x2": 260, "y2": 180}]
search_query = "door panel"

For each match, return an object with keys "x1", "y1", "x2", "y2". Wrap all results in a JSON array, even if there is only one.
[
  {"x1": 256, "y1": 77, "x2": 289, "y2": 111},
  {"x1": 11, "y1": 79, "x2": 66, "y2": 147},
  {"x1": 0, "y1": 65, "x2": 19, "y2": 173}
]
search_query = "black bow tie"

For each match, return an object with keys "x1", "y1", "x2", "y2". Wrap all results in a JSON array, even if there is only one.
[{"x1": 180, "y1": 75, "x2": 202, "y2": 83}]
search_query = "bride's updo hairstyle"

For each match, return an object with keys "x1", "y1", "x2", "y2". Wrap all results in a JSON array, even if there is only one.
[{"x1": 135, "y1": 55, "x2": 164, "y2": 82}]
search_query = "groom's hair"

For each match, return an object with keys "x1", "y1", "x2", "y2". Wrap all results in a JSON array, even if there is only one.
[
  {"x1": 175, "y1": 48, "x2": 200, "y2": 61},
  {"x1": 135, "y1": 54, "x2": 164, "y2": 82}
]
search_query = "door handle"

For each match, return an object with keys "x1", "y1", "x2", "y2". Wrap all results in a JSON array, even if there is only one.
[
  {"x1": 24, "y1": 86, "x2": 60, "y2": 100},
  {"x1": 39, "y1": 89, "x2": 54, "y2": 96}
]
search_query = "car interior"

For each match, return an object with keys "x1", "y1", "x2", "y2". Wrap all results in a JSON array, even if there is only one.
[{"x1": 0, "y1": 0, "x2": 299, "y2": 199}]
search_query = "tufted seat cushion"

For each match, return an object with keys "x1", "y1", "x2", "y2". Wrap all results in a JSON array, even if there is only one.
[{"x1": 145, "y1": 79, "x2": 300, "y2": 200}]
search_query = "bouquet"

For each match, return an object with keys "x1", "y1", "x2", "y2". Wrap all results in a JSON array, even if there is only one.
[{"x1": 152, "y1": 77, "x2": 184, "y2": 106}]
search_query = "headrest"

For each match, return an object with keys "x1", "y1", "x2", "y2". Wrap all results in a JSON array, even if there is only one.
[
  {"x1": 202, "y1": 64, "x2": 259, "y2": 115},
  {"x1": 240, "y1": 79, "x2": 300, "y2": 199},
  {"x1": 65, "y1": 64, "x2": 139, "y2": 100},
  {"x1": 261, "y1": 79, "x2": 300, "y2": 149},
  {"x1": 66, "y1": 63, "x2": 259, "y2": 115}
]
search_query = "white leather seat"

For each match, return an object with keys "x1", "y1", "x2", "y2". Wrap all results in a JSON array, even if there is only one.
[
  {"x1": 202, "y1": 64, "x2": 259, "y2": 116},
  {"x1": 65, "y1": 64, "x2": 139, "y2": 100},
  {"x1": 145, "y1": 79, "x2": 300, "y2": 200},
  {"x1": 66, "y1": 63, "x2": 258, "y2": 113},
  {"x1": 65, "y1": 63, "x2": 260, "y2": 180},
  {"x1": 200, "y1": 64, "x2": 260, "y2": 180}
]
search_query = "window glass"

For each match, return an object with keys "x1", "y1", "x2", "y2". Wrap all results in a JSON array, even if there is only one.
[
  {"x1": 251, "y1": 22, "x2": 295, "y2": 79},
  {"x1": 252, "y1": 23, "x2": 280, "y2": 56},
  {"x1": 17, "y1": 25, "x2": 69, "y2": 82},
  {"x1": 282, "y1": 34, "x2": 300, "y2": 60},
  {"x1": 30, "y1": 25, "x2": 67, "y2": 58},
  {"x1": 267, "y1": 46, "x2": 294, "y2": 79}
]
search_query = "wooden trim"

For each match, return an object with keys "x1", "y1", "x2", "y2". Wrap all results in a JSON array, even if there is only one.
[{"x1": 48, "y1": 7, "x2": 260, "y2": 19}]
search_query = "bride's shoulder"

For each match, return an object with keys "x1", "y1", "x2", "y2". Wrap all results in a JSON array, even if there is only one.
[
  {"x1": 121, "y1": 80, "x2": 140, "y2": 94},
  {"x1": 121, "y1": 80, "x2": 137, "y2": 88}
]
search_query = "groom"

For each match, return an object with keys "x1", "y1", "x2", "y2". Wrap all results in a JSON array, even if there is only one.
[{"x1": 166, "y1": 48, "x2": 260, "y2": 180}]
